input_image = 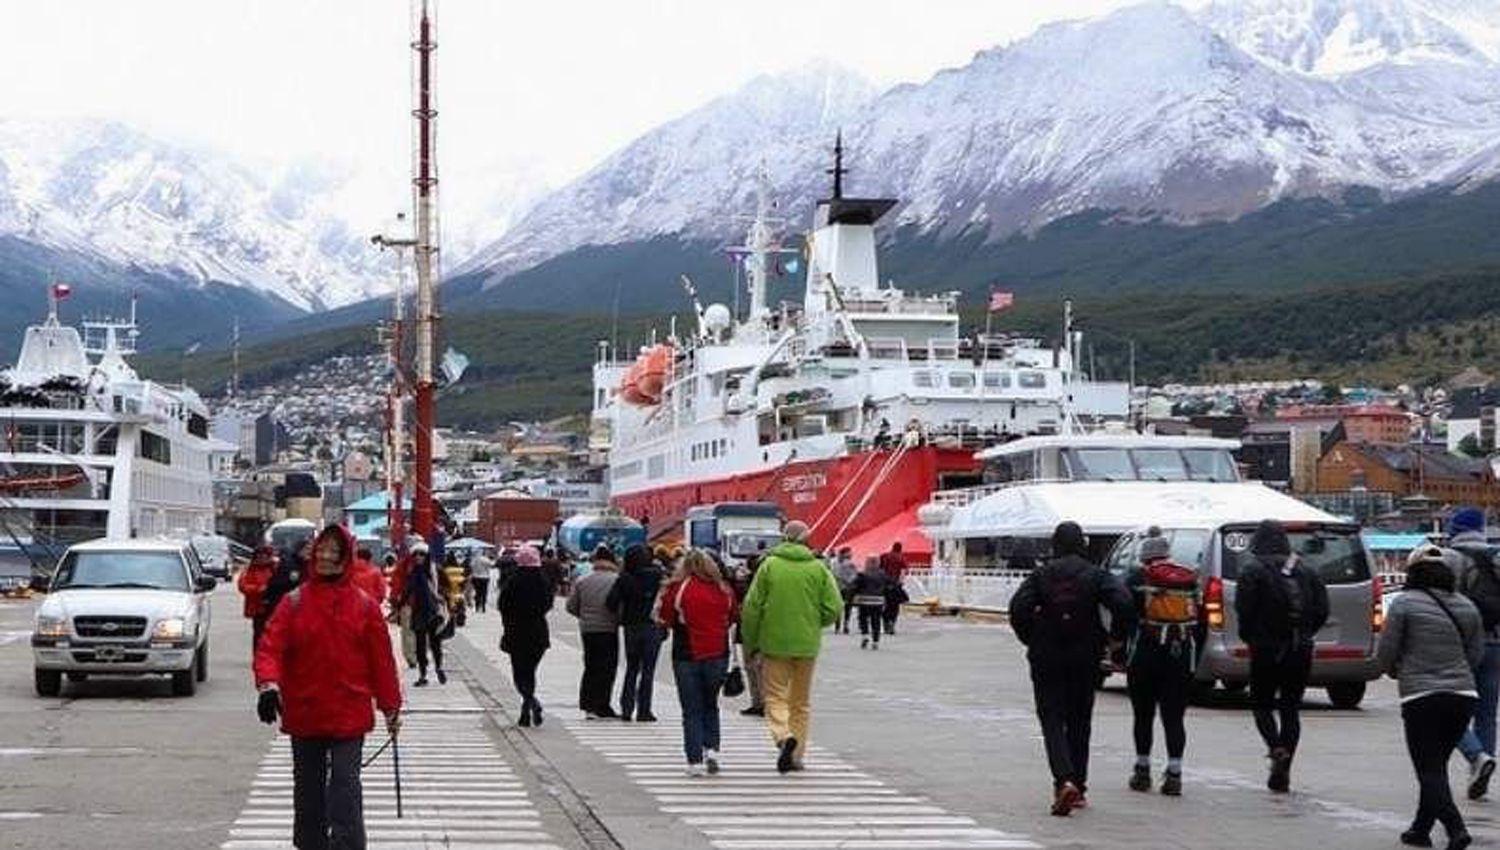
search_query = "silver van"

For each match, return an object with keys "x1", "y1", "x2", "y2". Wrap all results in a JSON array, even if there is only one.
[{"x1": 1105, "y1": 521, "x2": 1382, "y2": 708}]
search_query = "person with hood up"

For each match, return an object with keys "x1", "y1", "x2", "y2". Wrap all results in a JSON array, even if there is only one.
[
  {"x1": 878, "y1": 542, "x2": 910, "y2": 635},
  {"x1": 1234, "y1": 519, "x2": 1329, "y2": 793},
  {"x1": 1009, "y1": 521, "x2": 1135, "y2": 816},
  {"x1": 740, "y1": 521, "x2": 844, "y2": 773},
  {"x1": 831, "y1": 548, "x2": 858, "y2": 634},
  {"x1": 1445, "y1": 507, "x2": 1500, "y2": 800},
  {"x1": 567, "y1": 545, "x2": 622, "y2": 719},
  {"x1": 396, "y1": 542, "x2": 451, "y2": 686},
  {"x1": 264, "y1": 536, "x2": 313, "y2": 620},
  {"x1": 849, "y1": 555, "x2": 888, "y2": 650},
  {"x1": 608, "y1": 543, "x2": 665, "y2": 722},
  {"x1": 237, "y1": 545, "x2": 279, "y2": 650},
  {"x1": 351, "y1": 546, "x2": 387, "y2": 609},
  {"x1": 499, "y1": 546, "x2": 554, "y2": 727},
  {"x1": 656, "y1": 548, "x2": 738, "y2": 776},
  {"x1": 1380, "y1": 544, "x2": 1483, "y2": 850},
  {"x1": 1123, "y1": 527, "x2": 1201, "y2": 796},
  {"x1": 253, "y1": 525, "x2": 402, "y2": 850}
]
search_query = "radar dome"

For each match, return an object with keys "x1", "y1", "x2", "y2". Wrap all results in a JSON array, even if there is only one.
[{"x1": 704, "y1": 303, "x2": 732, "y2": 333}]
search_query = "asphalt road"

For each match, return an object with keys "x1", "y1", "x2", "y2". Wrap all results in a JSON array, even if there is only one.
[{"x1": 3, "y1": 588, "x2": 1498, "y2": 849}]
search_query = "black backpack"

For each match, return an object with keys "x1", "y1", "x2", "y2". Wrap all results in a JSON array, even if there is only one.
[
  {"x1": 1459, "y1": 546, "x2": 1500, "y2": 632},
  {"x1": 1037, "y1": 566, "x2": 1097, "y2": 640}
]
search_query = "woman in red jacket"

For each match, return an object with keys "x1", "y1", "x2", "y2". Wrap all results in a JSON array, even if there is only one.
[
  {"x1": 253, "y1": 525, "x2": 402, "y2": 850},
  {"x1": 236, "y1": 546, "x2": 278, "y2": 649},
  {"x1": 656, "y1": 548, "x2": 737, "y2": 777}
]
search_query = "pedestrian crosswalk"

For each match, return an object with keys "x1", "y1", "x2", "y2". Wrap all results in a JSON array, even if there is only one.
[{"x1": 221, "y1": 672, "x2": 564, "y2": 850}]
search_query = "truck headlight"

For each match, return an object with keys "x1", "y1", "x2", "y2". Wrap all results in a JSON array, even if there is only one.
[
  {"x1": 34, "y1": 615, "x2": 68, "y2": 638},
  {"x1": 152, "y1": 618, "x2": 188, "y2": 640}
]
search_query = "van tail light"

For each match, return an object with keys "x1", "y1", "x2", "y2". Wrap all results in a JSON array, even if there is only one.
[
  {"x1": 1205, "y1": 576, "x2": 1225, "y2": 631},
  {"x1": 1371, "y1": 574, "x2": 1385, "y2": 633}
]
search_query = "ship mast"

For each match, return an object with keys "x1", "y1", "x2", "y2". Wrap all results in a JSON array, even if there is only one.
[
  {"x1": 373, "y1": 212, "x2": 416, "y2": 553},
  {"x1": 410, "y1": 0, "x2": 441, "y2": 541},
  {"x1": 745, "y1": 165, "x2": 774, "y2": 323}
]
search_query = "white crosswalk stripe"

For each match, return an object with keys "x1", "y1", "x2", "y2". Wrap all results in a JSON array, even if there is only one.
[{"x1": 222, "y1": 675, "x2": 563, "y2": 850}]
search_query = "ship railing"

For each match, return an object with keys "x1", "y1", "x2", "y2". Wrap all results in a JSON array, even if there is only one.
[
  {"x1": 929, "y1": 478, "x2": 1074, "y2": 506},
  {"x1": 902, "y1": 566, "x2": 1030, "y2": 614}
]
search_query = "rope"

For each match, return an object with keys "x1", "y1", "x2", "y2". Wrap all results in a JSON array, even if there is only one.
[
  {"x1": 806, "y1": 448, "x2": 882, "y2": 536},
  {"x1": 826, "y1": 440, "x2": 910, "y2": 551}
]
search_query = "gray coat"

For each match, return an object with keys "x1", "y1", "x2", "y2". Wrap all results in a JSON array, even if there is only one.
[
  {"x1": 1443, "y1": 531, "x2": 1500, "y2": 643},
  {"x1": 1377, "y1": 588, "x2": 1484, "y2": 699},
  {"x1": 566, "y1": 567, "x2": 620, "y2": 634}
]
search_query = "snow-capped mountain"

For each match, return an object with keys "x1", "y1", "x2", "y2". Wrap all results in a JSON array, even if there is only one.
[{"x1": 463, "y1": 0, "x2": 1500, "y2": 292}]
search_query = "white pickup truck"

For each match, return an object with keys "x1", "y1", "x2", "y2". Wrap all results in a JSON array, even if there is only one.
[{"x1": 32, "y1": 538, "x2": 216, "y2": 697}]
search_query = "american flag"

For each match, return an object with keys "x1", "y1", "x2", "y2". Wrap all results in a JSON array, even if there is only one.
[{"x1": 988, "y1": 290, "x2": 1014, "y2": 313}]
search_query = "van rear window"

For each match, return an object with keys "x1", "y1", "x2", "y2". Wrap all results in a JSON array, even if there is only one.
[{"x1": 1221, "y1": 526, "x2": 1371, "y2": 585}]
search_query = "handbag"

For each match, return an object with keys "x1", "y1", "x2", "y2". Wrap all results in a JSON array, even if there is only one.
[{"x1": 722, "y1": 642, "x2": 746, "y2": 698}]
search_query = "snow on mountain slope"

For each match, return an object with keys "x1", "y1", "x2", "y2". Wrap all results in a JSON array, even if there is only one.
[{"x1": 463, "y1": 0, "x2": 1500, "y2": 290}]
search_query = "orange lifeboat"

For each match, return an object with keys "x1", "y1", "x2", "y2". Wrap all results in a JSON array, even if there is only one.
[{"x1": 616, "y1": 345, "x2": 673, "y2": 407}]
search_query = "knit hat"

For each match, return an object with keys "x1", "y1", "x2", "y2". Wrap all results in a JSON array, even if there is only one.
[
  {"x1": 1449, "y1": 507, "x2": 1486, "y2": 537},
  {"x1": 515, "y1": 546, "x2": 542, "y2": 568},
  {"x1": 1139, "y1": 526, "x2": 1171, "y2": 562}
]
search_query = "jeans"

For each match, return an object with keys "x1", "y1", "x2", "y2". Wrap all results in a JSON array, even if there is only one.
[
  {"x1": 1127, "y1": 649, "x2": 1190, "y2": 760},
  {"x1": 579, "y1": 630, "x2": 620, "y2": 714},
  {"x1": 620, "y1": 624, "x2": 664, "y2": 719},
  {"x1": 1250, "y1": 642, "x2": 1312, "y2": 754},
  {"x1": 1030, "y1": 662, "x2": 1098, "y2": 791},
  {"x1": 1458, "y1": 642, "x2": 1500, "y2": 762},
  {"x1": 857, "y1": 605, "x2": 883, "y2": 644},
  {"x1": 762, "y1": 656, "x2": 817, "y2": 761},
  {"x1": 1404, "y1": 693, "x2": 1476, "y2": 841},
  {"x1": 509, "y1": 649, "x2": 544, "y2": 709},
  {"x1": 674, "y1": 656, "x2": 728, "y2": 763},
  {"x1": 291, "y1": 736, "x2": 365, "y2": 850}
]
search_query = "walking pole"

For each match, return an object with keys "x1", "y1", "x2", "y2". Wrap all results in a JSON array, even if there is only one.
[{"x1": 392, "y1": 734, "x2": 404, "y2": 819}]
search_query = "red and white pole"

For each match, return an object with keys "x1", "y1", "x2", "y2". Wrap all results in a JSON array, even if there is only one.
[{"x1": 410, "y1": 0, "x2": 440, "y2": 540}]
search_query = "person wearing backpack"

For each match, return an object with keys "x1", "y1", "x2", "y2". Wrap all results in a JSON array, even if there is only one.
[
  {"x1": 1445, "y1": 507, "x2": 1500, "y2": 800},
  {"x1": 1379, "y1": 545, "x2": 1483, "y2": 850},
  {"x1": 1009, "y1": 521, "x2": 1135, "y2": 816},
  {"x1": 1234, "y1": 519, "x2": 1329, "y2": 793},
  {"x1": 1122, "y1": 527, "x2": 1201, "y2": 797}
]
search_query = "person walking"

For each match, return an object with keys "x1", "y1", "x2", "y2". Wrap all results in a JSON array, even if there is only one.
[
  {"x1": 351, "y1": 546, "x2": 388, "y2": 609},
  {"x1": 1009, "y1": 521, "x2": 1135, "y2": 816},
  {"x1": 567, "y1": 545, "x2": 622, "y2": 719},
  {"x1": 499, "y1": 546, "x2": 554, "y2": 728},
  {"x1": 1123, "y1": 527, "x2": 1201, "y2": 796},
  {"x1": 849, "y1": 556, "x2": 888, "y2": 650},
  {"x1": 237, "y1": 545, "x2": 278, "y2": 650},
  {"x1": 253, "y1": 525, "x2": 402, "y2": 850},
  {"x1": 1445, "y1": 507, "x2": 1500, "y2": 799},
  {"x1": 1234, "y1": 519, "x2": 1329, "y2": 793},
  {"x1": 878, "y1": 542, "x2": 909, "y2": 636},
  {"x1": 397, "y1": 542, "x2": 451, "y2": 687},
  {"x1": 740, "y1": 521, "x2": 844, "y2": 773},
  {"x1": 470, "y1": 550, "x2": 493, "y2": 614},
  {"x1": 609, "y1": 543, "x2": 665, "y2": 723},
  {"x1": 735, "y1": 548, "x2": 768, "y2": 717},
  {"x1": 264, "y1": 536, "x2": 312, "y2": 619},
  {"x1": 387, "y1": 550, "x2": 418, "y2": 670},
  {"x1": 442, "y1": 553, "x2": 469, "y2": 629},
  {"x1": 831, "y1": 548, "x2": 858, "y2": 634},
  {"x1": 656, "y1": 549, "x2": 738, "y2": 776},
  {"x1": 1379, "y1": 544, "x2": 1483, "y2": 850}
]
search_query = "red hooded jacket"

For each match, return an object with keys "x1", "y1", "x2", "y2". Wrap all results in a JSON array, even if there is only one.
[
  {"x1": 350, "y1": 553, "x2": 388, "y2": 609},
  {"x1": 237, "y1": 548, "x2": 277, "y2": 619},
  {"x1": 655, "y1": 576, "x2": 737, "y2": 662},
  {"x1": 253, "y1": 525, "x2": 402, "y2": 739}
]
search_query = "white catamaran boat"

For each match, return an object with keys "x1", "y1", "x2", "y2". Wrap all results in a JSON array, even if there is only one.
[{"x1": 0, "y1": 292, "x2": 216, "y2": 565}]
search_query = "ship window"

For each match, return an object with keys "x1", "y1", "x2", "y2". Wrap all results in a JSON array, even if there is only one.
[
  {"x1": 1069, "y1": 449, "x2": 1134, "y2": 481},
  {"x1": 1018, "y1": 372, "x2": 1047, "y2": 389},
  {"x1": 648, "y1": 454, "x2": 665, "y2": 478},
  {"x1": 1133, "y1": 449, "x2": 1188, "y2": 482},
  {"x1": 139, "y1": 431, "x2": 172, "y2": 465},
  {"x1": 1184, "y1": 449, "x2": 1239, "y2": 482},
  {"x1": 913, "y1": 371, "x2": 934, "y2": 388},
  {"x1": 948, "y1": 373, "x2": 976, "y2": 390},
  {"x1": 983, "y1": 372, "x2": 1012, "y2": 389}
]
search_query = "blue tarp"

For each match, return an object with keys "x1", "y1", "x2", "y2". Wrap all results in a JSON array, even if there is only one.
[{"x1": 1362, "y1": 532, "x2": 1435, "y2": 553}]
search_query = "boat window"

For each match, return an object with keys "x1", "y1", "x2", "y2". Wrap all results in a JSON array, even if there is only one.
[
  {"x1": 913, "y1": 371, "x2": 934, "y2": 388},
  {"x1": 1018, "y1": 372, "x2": 1047, "y2": 389},
  {"x1": 1220, "y1": 525, "x2": 1370, "y2": 584},
  {"x1": 984, "y1": 452, "x2": 1035, "y2": 484},
  {"x1": 1070, "y1": 449, "x2": 1134, "y2": 481},
  {"x1": 1183, "y1": 449, "x2": 1239, "y2": 482},
  {"x1": 52, "y1": 550, "x2": 189, "y2": 592},
  {"x1": 983, "y1": 372, "x2": 1012, "y2": 389},
  {"x1": 947, "y1": 372, "x2": 976, "y2": 390},
  {"x1": 1132, "y1": 449, "x2": 1188, "y2": 481}
]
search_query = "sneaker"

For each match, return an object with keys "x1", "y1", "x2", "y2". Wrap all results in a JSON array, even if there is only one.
[
  {"x1": 1467, "y1": 754, "x2": 1495, "y2": 800},
  {"x1": 1268, "y1": 748, "x2": 1291, "y2": 793},
  {"x1": 1051, "y1": 782, "x2": 1081, "y2": 817},
  {"x1": 705, "y1": 749, "x2": 720, "y2": 775},
  {"x1": 518, "y1": 705, "x2": 533, "y2": 728},
  {"x1": 1129, "y1": 765, "x2": 1151, "y2": 792},
  {"x1": 1448, "y1": 831, "x2": 1473, "y2": 850},
  {"x1": 1160, "y1": 771, "x2": 1182, "y2": 797},
  {"x1": 532, "y1": 702, "x2": 544, "y2": 728},
  {"x1": 777, "y1": 737, "x2": 798, "y2": 774},
  {"x1": 685, "y1": 762, "x2": 706, "y2": 778},
  {"x1": 741, "y1": 706, "x2": 764, "y2": 717}
]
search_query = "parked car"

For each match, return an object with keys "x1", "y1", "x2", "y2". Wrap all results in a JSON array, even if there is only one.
[
  {"x1": 32, "y1": 539, "x2": 216, "y2": 697},
  {"x1": 1104, "y1": 521, "x2": 1383, "y2": 708}
]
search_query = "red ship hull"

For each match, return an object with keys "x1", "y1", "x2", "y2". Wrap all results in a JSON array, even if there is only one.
[{"x1": 611, "y1": 445, "x2": 982, "y2": 564}]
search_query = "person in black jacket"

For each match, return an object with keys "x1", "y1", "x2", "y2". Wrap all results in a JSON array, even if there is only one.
[
  {"x1": 262, "y1": 538, "x2": 312, "y2": 619},
  {"x1": 1233, "y1": 519, "x2": 1329, "y2": 793},
  {"x1": 1009, "y1": 521, "x2": 1135, "y2": 817},
  {"x1": 499, "y1": 546, "x2": 554, "y2": 727},
  {"x1": 608, "y1": 543, "x2": 665, "y2": 722}
]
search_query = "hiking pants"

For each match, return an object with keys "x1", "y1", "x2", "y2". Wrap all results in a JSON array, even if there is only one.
[
  {"x1": 579, "y1": 630, "x2": 620, "y2": 714},
  {"x1": 1126, "y1": 649, "x2": 1191, "y2": 760},
  {"x1": 291, "y1": 736, "x2": 365, "y2": 850},
  {"x1": 1030, "y1": 662, "x2": 1098, "y2": 791},
  {"x1": 1459, "y1": 641, "x2": 1500, "y2": 762},
  {"x1": 762, "y1": 656, "x2": 817, "y2": 761},
  {"x1": 620, "y1": 624, "x2": 664, "y2": 719},
  {"x1": 857, "y1": 605, "x2": 883, "y2": 644},
  {"x1": 1404, "y1": 693, "x2": 1475, "y2": 841},
  {"x1": 1249, "y1": 642, "x2": 1312, "y2": 754}
]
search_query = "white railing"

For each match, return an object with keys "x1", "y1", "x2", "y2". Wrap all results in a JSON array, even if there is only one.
[
  {"x1": 929, "y1": 479, "x2": 1074, "y2": 507},
  {"x1": 902, "y1": 567, "x2": 1031, "y2": 613}
]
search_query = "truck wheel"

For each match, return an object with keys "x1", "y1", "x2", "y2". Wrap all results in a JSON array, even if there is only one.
[
  {"x1": 65, "y1": 672, "x2": 88, "y2": 683},
  {"x1": 1327, "y1": 682, "x2": 1365, "y2": 709},
  {"x1": 34, "y1": 669, "x2": 62, "y2": 697},
  {"x1": 172, "y1": 658, "x2": 198, "y2": 697},
  {"x1": 194, "y1": 644, "x2": 208, "y2": 683}
]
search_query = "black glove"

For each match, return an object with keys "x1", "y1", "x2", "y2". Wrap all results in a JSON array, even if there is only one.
[{"x1": 257, "y1": 688, "x2": 281, "y2": 725}]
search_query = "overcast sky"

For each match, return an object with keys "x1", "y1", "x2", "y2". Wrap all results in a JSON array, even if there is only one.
[{"x1": 2, "y1": 1, "x2": 1139, "y2": 218}]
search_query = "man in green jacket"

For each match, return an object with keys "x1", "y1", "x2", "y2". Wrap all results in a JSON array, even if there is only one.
[{"x1": 741, "y1": 521, "x2": 844, "y2": 773}]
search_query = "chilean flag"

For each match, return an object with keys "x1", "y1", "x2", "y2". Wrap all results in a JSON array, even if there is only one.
[
  {"x1": 51, "y1": 282, "x2": 72, "y2": 301},
  {"x1": 988, "y1": 290, "x2": 1014, "y2": 313}
]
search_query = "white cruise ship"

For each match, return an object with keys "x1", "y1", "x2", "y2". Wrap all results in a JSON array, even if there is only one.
[{"x1": 0, "y1": 295, "x2": 215, "y2": 564}]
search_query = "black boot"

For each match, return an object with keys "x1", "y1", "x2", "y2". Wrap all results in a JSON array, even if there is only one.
[{"x1": 518, "y1": 703, "x2": 533, "y2": 728}]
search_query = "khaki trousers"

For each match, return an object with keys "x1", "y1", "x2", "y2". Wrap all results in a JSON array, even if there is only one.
[{"x1": 761, "y1": 656, "x2": 817, "y2": 760}]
